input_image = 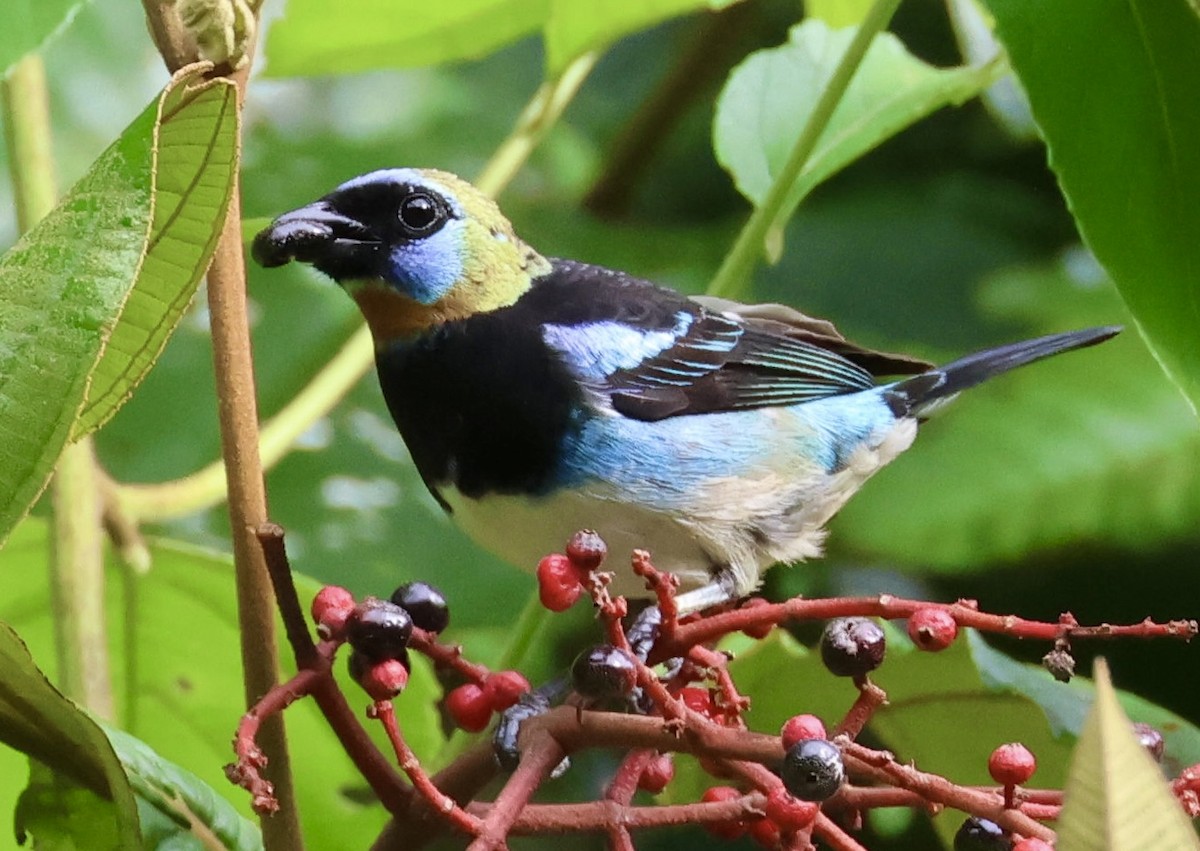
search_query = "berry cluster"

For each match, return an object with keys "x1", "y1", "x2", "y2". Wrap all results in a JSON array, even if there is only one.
[
  {"x1": 536, "y1": 530, "x2": 607, "y2": 610},
  {"x1": 311, "y1": 580, "x2": 449, "y2": 701},
  {"x1": 237, "y1": 523, "x2": 1197, "y2": 849}
]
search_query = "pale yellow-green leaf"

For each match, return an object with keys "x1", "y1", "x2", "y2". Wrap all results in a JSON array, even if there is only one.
[{"x1": 1057, "y1": 660, "x2": 1200, "y2": 851}]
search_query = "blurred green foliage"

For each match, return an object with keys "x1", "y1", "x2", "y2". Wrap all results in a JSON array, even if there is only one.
[{"x1": 1, "y1": 0, "x2": 1199, "y2": 848}]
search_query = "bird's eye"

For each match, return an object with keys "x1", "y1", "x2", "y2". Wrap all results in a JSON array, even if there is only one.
[{"x1": 398, "y1": 192, "x2": 442, "y2": 235}]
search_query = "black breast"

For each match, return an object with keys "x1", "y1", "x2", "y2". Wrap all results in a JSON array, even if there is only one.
[{"x1": 374, "y1": 307, "x2": 584, "y2": 503}]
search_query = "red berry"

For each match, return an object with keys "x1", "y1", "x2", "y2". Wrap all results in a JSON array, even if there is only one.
[
  {"x1": 537, "y1": 554, "x2": 584, "y2": 612},
  {"x1": 311, "y1": 585, "x2": 356, "y2": 639},
  {"x1": 357, "y1": 657, "x2": 409, "y2": 701},
  {"x1": 701, "y1": 786, "x2": 745, "y2": 840},
  {"x1": 907, "y1": 608, "x2": 959, "y2": 651},
  {"x1": 565, "y1": 529, "x2": 607, "y2": 572},
  {"x1": 445, "y1": 683, "x2": 493, "y2": 732},
  {"x1": 747, "y1": 816, "x2": 781, "y2": 848},
  {"x1": 764, "y1": 787, "x2": 818, "y2": 831},
  {"x1": 780, "y1": 714, "x2": 827, "y2": 749},
  {"x1": 989, "y1": 742, "x2": 1037, "y2": 786},
  {"x1": 637, "y1": 753, "x2": 675, "y2": 794},
  {"x1": 483, "y1": 670, "x2": 531, "y2": 711},
  {"x1": 740, "y1": 597, "x2": 774, "y2": 639},
  {"x1": 1012, "y1": 840, "x2": 1054, "y2": 851},
  {"x1": 679, "y1": 687, "x2": 714, "y2": 717}
]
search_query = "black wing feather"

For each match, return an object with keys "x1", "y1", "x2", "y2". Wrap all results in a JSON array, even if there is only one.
[{"x1": 531, "y1": 259, "x2": 908, "y2": 423}]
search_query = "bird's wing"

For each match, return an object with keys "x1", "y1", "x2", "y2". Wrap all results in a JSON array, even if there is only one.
[{"x1": 529, "y1": 260, "x2": 931, "y2": 423}]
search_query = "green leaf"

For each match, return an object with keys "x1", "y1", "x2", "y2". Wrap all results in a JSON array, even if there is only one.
[
  {"x1": 833, "y1": 261, "x2": 1200, "y2": 569},
  {"x1": 543, "y1": 0, "x2": 743, "y2": 75},
  {"x1": 105, "y1": 726, "x2": 262, "y2": 851},
  {"x1": 73, "y1": 69, "x2": 239, "y2": 437},
  {"x1": 0, "y1": 0, "x2": 88, "y2": 77},
  {"x1": 0, "y1": 624, "x2": 140, "y2": 849},
  {"x1": 263, "y1": 0, "x2": 550, "y2": 78},
  {"x1": 713, "y1": 19, "x2": 1001, "y2": 247},
  {"x1": 0, "y1": 66, "x2": 236, "y2": 543},
  {"x1": 983, "y1": 0, "x2": 1200, "y2": 416},
  {"x1": 1057, "y1": 660, "x2": 1200, "y2": 851}
]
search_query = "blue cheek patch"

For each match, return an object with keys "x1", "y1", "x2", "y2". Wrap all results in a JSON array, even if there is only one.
[{"x1": 387, "y1": 223, "x2": 465, "y2": 305}]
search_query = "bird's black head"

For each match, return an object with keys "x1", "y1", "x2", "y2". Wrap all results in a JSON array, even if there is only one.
[{"x1": 250, "y1": 168, "x2": 465, "y2": 289}]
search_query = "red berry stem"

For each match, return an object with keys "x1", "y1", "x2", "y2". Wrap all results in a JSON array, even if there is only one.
[
  {"x1": 813, "y1": 811, "x2": 870, "y2": 851},
  {"x1": 466, "y1": 726, "x2": 568, "y2": 851},
  {"x1": 606, "y1": 749, "x2": 656, "y2": 802},
  {"x1": 630, "y1": 549, "x2": 681, "y2": 640},
  {"x1": 372, "y1": 700, "x2": 483, "y2": 837},
  {"x1": 654, "y1": 596, "x2": 1196, "y2": 665},
  {"x1": 832, "y1": 677, "x2": 888, "y2": 741},
  {"x1": 688, "y1": 644, "x2": 751, "y2": 725}
]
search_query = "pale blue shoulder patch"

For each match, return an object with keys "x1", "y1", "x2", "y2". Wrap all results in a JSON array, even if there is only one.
[{"x1": 542, "y1": 312, "x2": 693, "y2": 381}]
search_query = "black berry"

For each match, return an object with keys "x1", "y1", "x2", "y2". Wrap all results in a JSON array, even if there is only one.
[
  {"x1": 780, "y1": 738, "x2": 844, "y2": 801},
  {"x1": 820, "y1": 617, "x2": 886, "y2": 678},
  {"x1": 390, "y1": 581, "x2": 450, "y2": 633},
  {"x1": 346, "y1": 599, "x2": 413, "y2": 661},
  {"x1": 571, "y1": 644, "x2": 638, "y2": 700},
  {"x1": 953, "y1": 816, "x2": 1010, "y2": 851}
]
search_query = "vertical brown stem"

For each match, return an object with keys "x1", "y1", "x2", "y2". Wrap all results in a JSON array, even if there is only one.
[{"x1": 205, "y1": 66, "x2": 305, "y2": 844}]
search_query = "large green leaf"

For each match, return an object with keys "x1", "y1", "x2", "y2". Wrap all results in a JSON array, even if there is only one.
[
  {"x1": 983, "y1": 0, "x2": 1200, "y2": 416},
  {"x1": 833, "y1": 261, "x2": 1200, "y2": 569},
  {"x1": 0, "y1": 0, "x2": 88, "y2": 77},
  {"x1": 0, "y1": 624, "x2": 140, "y2": 849},
  {"x1": 263, "y1": 0, "x2": 550, "y2": 78},
  {"x1": 73, "y1": 69, "x2": 239, "y2": 437},
  {"x1": 0, "y1": 66, "x2": 236, "y2": 543},
  {"x1": 0, "y1": 519, "x2": 448, "y2": 850},
  {"x1": 713, "y1": 19, "x2": 1001, "y2": 263},
  {"x1": 1057, "y1": 661, "x2": 1200, "y2": 851},
  {"x1": 543, "y1": 0, "x2": 743, "y2": 75}
]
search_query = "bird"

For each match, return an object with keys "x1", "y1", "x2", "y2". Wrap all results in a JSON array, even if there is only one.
[{"x1": 252, "y1": 167, "x2": 1120, "y2": 613}]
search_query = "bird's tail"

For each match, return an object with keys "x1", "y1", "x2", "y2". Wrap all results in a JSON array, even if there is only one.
[{"x1": 884, "y1": 326, "x2": 1122, "y2": 418}]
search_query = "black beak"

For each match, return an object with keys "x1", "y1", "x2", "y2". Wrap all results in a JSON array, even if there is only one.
[{"x1": 251, "y1": 201, "x2": 381, "y2": 280}]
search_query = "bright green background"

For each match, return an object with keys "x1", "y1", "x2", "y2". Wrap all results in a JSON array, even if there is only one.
[{"x1": 2, "y1": 0, "x2": 1199, "y2": 848}]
